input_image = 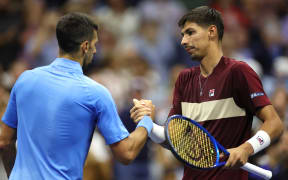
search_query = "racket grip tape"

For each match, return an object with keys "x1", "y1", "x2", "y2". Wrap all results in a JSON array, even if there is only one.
[{"x1": 241, "y1": 163, "x2": 272, "y2": 180}]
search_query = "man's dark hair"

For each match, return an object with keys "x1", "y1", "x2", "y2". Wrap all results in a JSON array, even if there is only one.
[
  {"x1": 178, "y1": 6, "x2": 224, "y2": 41},
  {"x1": 56, "y1": 12, "x2": 98, "y2": 53}
]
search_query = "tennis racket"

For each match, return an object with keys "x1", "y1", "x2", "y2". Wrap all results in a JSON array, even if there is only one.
[
  {"x1": 165, "y1": 115, "x2": 272, "y2": 180},
  {"x1": 0, "y1": 155, "x2": 8, "y2": 180}
]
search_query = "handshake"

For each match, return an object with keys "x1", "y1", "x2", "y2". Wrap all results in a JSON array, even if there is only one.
[
  {"x1": 130, "y1": 99, "x2": 165, "y2": 144},
  {"x1": 130, "y1": 99, "x2": 155, "y2": 123}
]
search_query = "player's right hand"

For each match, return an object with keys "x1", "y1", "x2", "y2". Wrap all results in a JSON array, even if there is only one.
[{"x1": 130, "y1": 99, "x2": 155, "y2": 123}]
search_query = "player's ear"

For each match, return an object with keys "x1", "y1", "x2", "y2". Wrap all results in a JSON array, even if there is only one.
[
  {"x1": 208, "y1": 25, "x2": 217, "y2": 40},
  {"x1": 81, "y1": 40, "x2": 89, "y2": 53}
]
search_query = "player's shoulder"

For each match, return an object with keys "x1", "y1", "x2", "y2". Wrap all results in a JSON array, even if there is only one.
[
  {"x1": 178, "y1": 66, "x2": 198, "y2": 77},
  {"x1": 176, "y1": 66, "x2": 199, "y2": 83},
  {"x1": 82, "y1": 75, "x2": 111, "y2": 96},
  {"x1": 15, "y1": 69, "x2": 35, "y2": 82},
  {"x1": 20, "y1": 65, "x2": 50, "y2": 77},
  {"x1": 224, "y1": 57, "x2": 251, "y2": 71}
]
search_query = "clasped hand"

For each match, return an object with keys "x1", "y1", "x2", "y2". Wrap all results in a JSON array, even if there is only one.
[{"x1": 130, "y1": 99, "x2": 155, "y2": 123}]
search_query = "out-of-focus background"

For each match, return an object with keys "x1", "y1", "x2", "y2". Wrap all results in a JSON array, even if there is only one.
[{"x1": 0, "y1": 0, "x2": 287, "y2": 179}]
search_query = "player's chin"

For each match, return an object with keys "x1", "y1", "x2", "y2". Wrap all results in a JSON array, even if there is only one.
[{"x1": 190, "y1": 54, "x2": 202, "y2": 61}]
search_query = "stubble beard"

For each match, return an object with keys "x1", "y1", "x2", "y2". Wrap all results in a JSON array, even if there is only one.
[
  {"x1": 190, "y1": 53, "x2": 203, "y2": 62},
  {"x1": 83, "y1": 47, "x2": 93, "y2": 68}
]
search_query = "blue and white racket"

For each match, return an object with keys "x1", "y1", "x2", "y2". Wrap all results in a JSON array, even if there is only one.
[{"x1": 165, "y1": 115, "x2": 272, "y2": 180}]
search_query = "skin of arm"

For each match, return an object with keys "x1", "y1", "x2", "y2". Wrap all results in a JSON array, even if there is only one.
[
  {"x1": 225, "y1": 105, "x2": 284, "y2": 168},
  {"x1": 0, "y1": 122, "x2": 17, "y2": 175},
  {"x1": 109, "y1": 99, "x2": 154, "y2": 165},
  {"x1": 109, "y1": 126, "x2": 148, "y2": 165}
]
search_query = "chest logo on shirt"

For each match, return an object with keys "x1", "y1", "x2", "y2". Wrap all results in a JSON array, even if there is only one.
[{"x1": 209, "y1": 89, "x2": 215, "y2": 97}]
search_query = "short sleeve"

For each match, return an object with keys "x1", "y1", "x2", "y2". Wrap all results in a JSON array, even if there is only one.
[
  {"x1": 169, "y1": 72, "x2": 183, "y2": 117},
  {"x1": 94, "y1": 87, "x2": 129, "y2": 145},
  {"x1": 2, "y1": 86, "x2": 18, "y2": 128},
  {"x1": 232, "y1": 62, "x2": 271, "y2": 114}
]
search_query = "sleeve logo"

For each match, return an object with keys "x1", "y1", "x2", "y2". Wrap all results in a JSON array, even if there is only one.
[{"x1": 250, "y1": 92, "x2": 264, "y2": 99}]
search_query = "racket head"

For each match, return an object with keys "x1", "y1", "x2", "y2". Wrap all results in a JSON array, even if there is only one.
[{"x1": 165, "y1": 115, "x2": 221, "y2": 169}]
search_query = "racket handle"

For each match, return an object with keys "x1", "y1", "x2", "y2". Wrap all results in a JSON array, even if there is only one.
[{"x1": 241, "y1": 163, "x2": 272, "y2": 180}]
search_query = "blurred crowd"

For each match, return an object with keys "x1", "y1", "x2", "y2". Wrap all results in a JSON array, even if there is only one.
[{"x1": 0, "y1": 0, "x2": 288, "y2": 180}]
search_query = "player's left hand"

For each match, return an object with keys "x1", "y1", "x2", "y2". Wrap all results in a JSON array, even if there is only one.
[{"x1": 225, "y1": 142, "x2": 254, "y2": 169}]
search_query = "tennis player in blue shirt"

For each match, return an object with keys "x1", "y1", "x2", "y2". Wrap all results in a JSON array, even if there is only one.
[{"x1": 0, "y1": 12, "x2": 153, "y2": 180}]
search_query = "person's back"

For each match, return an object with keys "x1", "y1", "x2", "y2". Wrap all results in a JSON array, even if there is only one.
[{"x1": 9, "y1": 59, "x2": 104, "y2": 179}]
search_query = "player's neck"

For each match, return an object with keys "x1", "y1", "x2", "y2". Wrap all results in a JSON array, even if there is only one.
[
  {"x1": 58, "y1": 53, "x2": 84, "y2": 66},
  {"x1": 200, "y1": 45, "x2": 223, "y2": 77}
]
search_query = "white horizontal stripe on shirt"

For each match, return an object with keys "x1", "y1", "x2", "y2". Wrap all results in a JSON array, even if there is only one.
[{"x1": 181, "y1": 98, "x2": 246, "y2": 122}]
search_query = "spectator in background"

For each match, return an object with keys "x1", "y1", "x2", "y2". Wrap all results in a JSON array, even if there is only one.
[
  {"x1": 94, "y1": 0, "x2": 140, "y2": 42},
  {"x1": 133, "y1": 15, "x2": 176, "y2": 82},
  {"x1": 23, "y1": 10, "x2": 60, "y2": 68},
  {"x1": 63, "y1": 0, "x2": 96, "y2": 14},
  {"x1": 1, "y1": 61, "x2": 28, "y2": 91},
  {"x1": 271, "y1": 87, "x2": 288, "y2": 122},
  {"x1": 138, "y1": 0, "x2": 186, "y2": 37},
  {"x1": 0, "y1": 0, "x2": 25, "y2": 71}
]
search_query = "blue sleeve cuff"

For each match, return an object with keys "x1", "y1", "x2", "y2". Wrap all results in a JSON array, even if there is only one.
[{"x1": 136, "y1": 116, "x2": 153, "y2": 135}]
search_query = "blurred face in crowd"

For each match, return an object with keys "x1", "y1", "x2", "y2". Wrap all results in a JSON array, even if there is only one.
[
  {"x1": 82, "y1": 30, "x2": 98, "y2": 66},
  {"x1": 180, "y1": 21, "x2": 216, "y2": 61}
]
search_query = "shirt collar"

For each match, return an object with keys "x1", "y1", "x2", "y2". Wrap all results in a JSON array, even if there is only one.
[
  {"x1": 51, "y1": 58, "x2": 83, "y2": 74},
  {"x1": 197, "y1": 56, "x2": 225, "y2": 76}
]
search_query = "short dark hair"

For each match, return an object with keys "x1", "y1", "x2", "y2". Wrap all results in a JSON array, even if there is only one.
[
  {"x1": 178, "y1": 6, "x2": 224, "y2": 41},
  {"x1": 56, "y1": 12, "x2": 98, "y2": 53}
]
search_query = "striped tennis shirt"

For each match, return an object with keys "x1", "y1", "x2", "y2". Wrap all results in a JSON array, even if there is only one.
[{"x1": 169, "y1": 56, "x2": 271, "y2": 180}]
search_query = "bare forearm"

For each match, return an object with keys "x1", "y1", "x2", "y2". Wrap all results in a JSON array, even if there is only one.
[
  {"x1": 243, "y1": 105, "x2": 284, "y2": 156},
  {"x1": 111, "y1": 116, "x2": 153, "y2": 164},
  {"x1": 111, "y1": 127, "x2": 148, "y2": 165},
  {"x1": 257, "y1": 105, "x2": 284, "y2": 140},
  {"x1": 125, "y1": 127, "x2": 148, "y2": 161}
]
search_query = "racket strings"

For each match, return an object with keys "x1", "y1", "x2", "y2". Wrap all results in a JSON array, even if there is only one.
[{"x1": 168, "y1": 118, "x2": 217, "y2": 168}]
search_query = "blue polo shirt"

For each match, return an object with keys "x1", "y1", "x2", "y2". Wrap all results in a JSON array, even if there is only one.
[{"x1": 2, "y1": 58, "x2": 129, "y2": 180}]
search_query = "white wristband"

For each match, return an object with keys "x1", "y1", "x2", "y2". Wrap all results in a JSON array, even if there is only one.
[
  {"x1": 148, "y1": 123, "x2": 165, "y2": 143},
  {"x1": 246, "y1": 130, "x2": 271, "y2": 155}
]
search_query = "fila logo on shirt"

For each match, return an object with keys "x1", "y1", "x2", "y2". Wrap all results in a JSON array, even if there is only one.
[{"x1": 209, "y1": 89, "x2": 215, "y2": 97}]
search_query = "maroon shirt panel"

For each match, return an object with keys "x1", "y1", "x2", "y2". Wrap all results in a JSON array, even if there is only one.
[{"x1": 231, "y1": 61, "x2": 271, "y2": 114}]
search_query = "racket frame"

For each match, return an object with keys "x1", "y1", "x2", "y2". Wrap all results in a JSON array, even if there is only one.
[{"x1": 165, "y1": 114, "x2": 225, "y2": 169}]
